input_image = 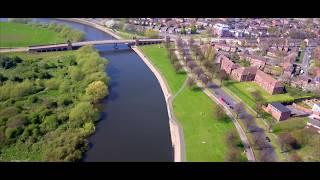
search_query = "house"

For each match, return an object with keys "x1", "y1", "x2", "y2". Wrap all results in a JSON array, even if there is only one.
[
  {"x1": 220, "y1": 56, "x2": 240, "y2": 74},
  {"x1": 254, "y1": 70, "x2": 284, "y2": 94},
  {"x1": 266, "y1": 102, "x2": 291, "y2": 121},
  {"x1": 239, "y1": 54, "x2": 267, "y2": 69},
  {"x1": 212, "y1": 43, "x2": 238, "y2": 53},
  {"x1": 230, "y1": 66, "x2": 258, "y2": 82}
]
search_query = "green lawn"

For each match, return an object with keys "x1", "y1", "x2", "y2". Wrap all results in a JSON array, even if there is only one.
[
  {"x1": 173, "y1": 87, "x2": 238, "y2": 161},
  {"x1": 0, "y1": 22, "x2": 65, "y2": 47},
  {"x1": 272, "y1": 117, "x2": 308, "y2": 134},
  {"x1": 223, "y1": 80, "x2": 294, "y2": 110},
  {"x1": 140, "y1": 44, "x2": 186, "y2": 94},
  {"x1": 115, "y1": 29, "x2": 145, "y2": 40},
  {"x1": 140, "y1": 44, "x2": 244, "y2": 161}
]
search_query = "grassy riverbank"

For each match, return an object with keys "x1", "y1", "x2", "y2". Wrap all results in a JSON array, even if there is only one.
[
  {"x1": 0, "y1": 22, "x2": 65, "y2": 47},
  {"x1": 140, "y1": 44, "x2": 245, "y2": 161}
]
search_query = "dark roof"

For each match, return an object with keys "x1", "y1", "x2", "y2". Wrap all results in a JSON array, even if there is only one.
[{"x1": 270, "y1": 102, "x2": 291, "y2": 113}]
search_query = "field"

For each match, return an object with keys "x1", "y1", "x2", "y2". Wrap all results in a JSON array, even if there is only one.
[
  {"x1": 272, "y1": 117, "x2": 320, "y2": 161},
  {"x1": 223, "y1": 80, "x2": 295, "y2": 109},
  {"x1": 140, "y1": 45, "x2": 186, "y2": 94},
  {"x1": 0, "y1": 22, "x2": 65, "y2": 47},
  {"x1": 115, "y1": 29, "x2": 145, "y2": 40},
  {"x1": 140, "y1": 44, "x2": 245, "y2": 161}
]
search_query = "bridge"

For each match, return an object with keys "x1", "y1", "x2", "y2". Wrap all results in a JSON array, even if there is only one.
[{"x1": 28, "y1": 38, "x2": 166, "y2": 53}]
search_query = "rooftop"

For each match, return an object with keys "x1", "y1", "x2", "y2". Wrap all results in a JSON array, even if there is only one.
[{"x1": 270, "y1": 102, "x2": 291, "y2": 113}]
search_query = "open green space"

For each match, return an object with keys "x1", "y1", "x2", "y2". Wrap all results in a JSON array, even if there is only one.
[
  {"x1": 0, "y1": 46, "x2": 109, "y2": 161},
  {"x1": 115, "y1": 29, "x2": 145, "y2": 39},
  {"x1": 271, "y1": 117, "x2": 319, "y2": 161},
  {"x1": 140, "y1": 44, "x2": 245, "y2": 161},
  {"x1": 0, "y1": 22, "x2": 65, "y2": 47},
  {"x1": 140, "y1": 44, "x2": 186, "y2": 94},
  {"x1": 223, "y1": 80, "x2": 294, "y2": 110}
]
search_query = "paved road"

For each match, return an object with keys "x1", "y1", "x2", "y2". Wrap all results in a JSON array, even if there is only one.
[{"x1": 300, "y1": 47, "x2": 313, "y2": 77}]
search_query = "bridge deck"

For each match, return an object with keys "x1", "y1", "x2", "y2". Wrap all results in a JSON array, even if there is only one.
[{"x1": 28, "y1": 38, "x2": 165, "y2": 50}]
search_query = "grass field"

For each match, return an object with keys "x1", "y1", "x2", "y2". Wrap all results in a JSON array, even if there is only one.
[
  {"x1": 140, "y1": 44, "x2": 245, "y2": 161},
  {"x1": 223, "y1": 80, "x2": 295, "y2": 109},
  {"x1": 271, "y1": 117, "x2": 319, "y2": 161},
  {"x1": 0, "y1": 22, "x2": 65, "y2": 47},
  {"x1": 140, "y1": 45, "x2": 186, "y2": 94},
  {"x1": 115, "y1": 29, "x2": 145, "y2": 40}
]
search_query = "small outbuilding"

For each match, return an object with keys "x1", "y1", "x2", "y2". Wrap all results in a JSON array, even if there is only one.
[{"x1": 266, "y1": 102, "x2": 291, "y2": 121}]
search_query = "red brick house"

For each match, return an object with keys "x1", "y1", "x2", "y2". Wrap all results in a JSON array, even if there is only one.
[
  {"x1": 220, "y1": 56, "x2": 239, "y2": 74},
  {"x1": 231, "y1": 66, "x2": 258, "y2": 82},
  {"x1": 254, "y1": 70, "x2": 284, "y2": 94},
  {"x1": 239, "y1": 54, "x2": 266, "y2": 69},
  {"x1": 212, "y1": 43, "x2": 238, "y2": 53},
  {"x1": 266, "y1": 102, "x2": 291, "y2": 121}
]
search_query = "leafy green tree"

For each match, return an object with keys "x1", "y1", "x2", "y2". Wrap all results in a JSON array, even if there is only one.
[
  {"x1": 85, "y1": 81, "x2": 108, "y2": 103},
  {"x1": 69, "y1": 102, "x2": 98, "y2": 128},
  {"x1": 40, "y1": 115, "x2": 58, "y2": 133}
]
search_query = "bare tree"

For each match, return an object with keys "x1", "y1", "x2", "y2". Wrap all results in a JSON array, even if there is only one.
[
  {"x1": 234, "y1": 102, "x2": 245, "y2": 118},
  {"x1": 187, "y1": 77, "x2": 195, "y2": 89},
  {"x1": 199, "y1": 73, "x2": 209, "y2": 85},
  {"x1": 173, "y1": 62, "x2": 183, "y2": 73},
  {"x1": 213, "y1": 104, "x2": 227, "y2": 122},
  {"x1": 217, "y1": 69, "x2": 228, "y2": 86}
]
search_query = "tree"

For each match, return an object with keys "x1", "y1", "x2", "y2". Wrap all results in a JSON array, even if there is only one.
[
  {"x1": 173, "y1": 62, "x2": 183, "y2": 73},
  {"x1": 188, "y1": 37, "x2": 195, "y2": 48},
  {"x1": 199, "y1": 73, "x2": 209, "y2": 85},
  {"x1": 251, "y1": 90, "x2": 265, "y2": 116},
  {"x1": 69, "y1": 102, "x2": 98, "y2": 128},
  {"x1": 234, "y1": 102, "x2": 245, "y2": 118},
  {"x1": 187, "y1": 77, "x2": 196, "y2": 89},
  {"x1": 213, "y1": 105, "x2": 228, "y2": 122},
  {"x1": 279, "y1": 133, "x2": 300, "y2": 152},
  {"x1": 217, "y1": 69, "x2": 228, "y2": 86},
  {"x1": 85, "y1": 81, "x2": 108, "y2": 103}
]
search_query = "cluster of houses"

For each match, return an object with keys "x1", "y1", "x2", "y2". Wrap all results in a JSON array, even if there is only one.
[{"x1": 218, "y1": 53, "x2": 284, "y2": 95}]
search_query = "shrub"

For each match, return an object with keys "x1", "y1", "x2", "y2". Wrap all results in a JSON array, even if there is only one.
[
  {"x1": 85, "y1": 81, "x2": 108, "y2": 103},
  {"x1": 6, "y1": 114, "x2": 27, "y2": 128},
  {"x1": 69, "y1": 102, "x2": 98, "y2": 128},
  {"x1": 40, "y1": 115, "x2": 58, "y2": 133},
  {"x1": 45, "y1": 78, "x2": 60, "y2": 90}
]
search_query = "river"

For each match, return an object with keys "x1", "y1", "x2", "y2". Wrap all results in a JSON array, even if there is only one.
[{"x1": 1, "y1": 18, "x2": 174, "y2": 162}]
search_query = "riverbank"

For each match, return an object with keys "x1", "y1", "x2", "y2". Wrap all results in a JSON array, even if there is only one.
[
  {"x1": 60, "y1": 18, "x2": 183, "y2": 162},
  {"x1": 132, "y1": 47, "x2": 185, "y2": 162}
]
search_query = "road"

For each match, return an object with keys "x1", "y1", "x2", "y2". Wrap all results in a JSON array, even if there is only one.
[
  {"x1": 300, "y1": 46, "x2": 312, "y2": 78},
  {"x1": 179, "y1": 41, "x2": 280, "y2": 162}
]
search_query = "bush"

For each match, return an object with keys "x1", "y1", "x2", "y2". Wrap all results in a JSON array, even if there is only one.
[
  {"x1": 40, "y1": 115, "x2": 58, "y2": 133},
  {"x1": 5, "y1": 127, "x2": 23, "y2": 140},
  {"x1": 69, "y1": 102, "x2": 98, "y2": 128},
  {"x1": 85, "y1": 81, "x2": 108, "y2": 103},
  {"x1": 69, "y1": 67, "x2": 84, "y2": 81},
  {"x1": 6, "y1": 114, "x2": 27, "y2": 128},
  {"x1": 45, "y1": 78, "x2": 60, "y2": 90}
]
